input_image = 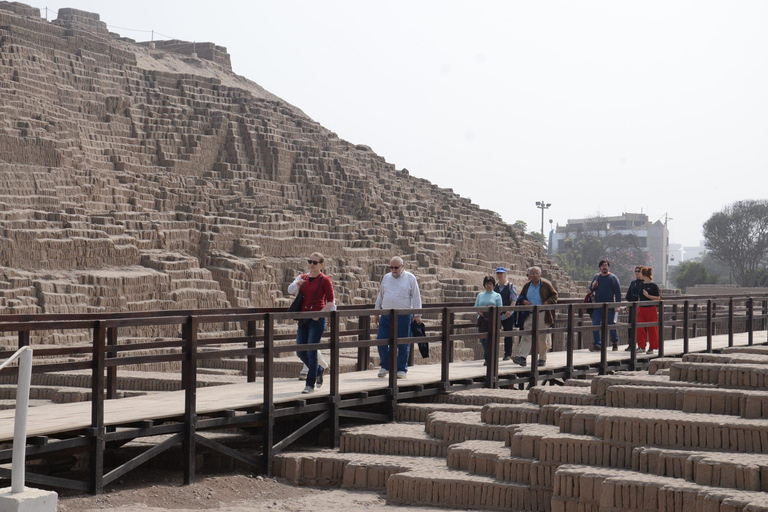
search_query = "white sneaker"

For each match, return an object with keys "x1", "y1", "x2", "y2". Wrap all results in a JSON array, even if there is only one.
[
  {"x1": 397, "y1": 371, "x2": 407, "y2": 378},
  {"x1": 378, "y1": 368, "x2": 388, "y2": 378},
  {"x1": 299, "y1": 372, "x2": 308, "y2": 381},
  {"x1": 301, "y1": 386, "x2": 313, "y2": 394},
  {"x1": 636, "y1": 348, "x2": 646, "y2": 354}
]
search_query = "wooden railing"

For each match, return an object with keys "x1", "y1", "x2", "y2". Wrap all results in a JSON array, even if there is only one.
[{"x1": 0, "y1": 293, "x2": 765, "y2": 493}]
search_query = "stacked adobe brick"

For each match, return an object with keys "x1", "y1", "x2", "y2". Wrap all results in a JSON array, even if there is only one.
[
  {"x1": 0, "y1": 2, "x2": 576, "y2": 333},
  {"x1": 273, "y1": 346, "x2": 768, "y2": 511}
]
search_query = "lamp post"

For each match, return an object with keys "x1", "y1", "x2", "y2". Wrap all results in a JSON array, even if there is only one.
[{"x1": 535, "y1": 201, "x2": 551, "y2": 238}]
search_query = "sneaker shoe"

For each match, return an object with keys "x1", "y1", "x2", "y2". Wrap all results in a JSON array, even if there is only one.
[
  {"x1": 612, "y1": 344, "x2": 618, "y2": 351},
  {"x1": 299, "y1": 369, "x2": 308, "y2": 380},
  {"x1": 378, "y1": 368, "x2": 388, "y2": 378},
  {"x1": 301, "y1": 386, "x2": 313, "y2": 394},
  {"x1": 624, "y1": 345, "x2": 632, "y2": 351},
  {"x1": 537, "y1": 359, "x2": 546, "y2": 367},
  {"x1": 589, "y1": 344, "x2": 601, "y2": 352},
  {"x1": 316, "y1": 366, "x2": 325, "y2": 388},
  {"x1": 646, "y1": 349, "x2": 654, "y2": 355},
  {"x1": 636, "y1": 348, "x2": 646, "y2": 354},
  {"x1": 502, "y1": 355, "x2": 510, "y2": 361},
  {"x1": 396, "y1": 371, "x2": 407, "y2": 378},
  {"x1": 515, "y1": 357, "x2": 527, "y2": 367}
]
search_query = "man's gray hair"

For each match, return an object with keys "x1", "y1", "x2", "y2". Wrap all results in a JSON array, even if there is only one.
[
  {"x1": 390, "y1": 256, "x2": 404, "y2": 265},
  {"x1": 527, "y1": 266, "x2": 542, "y2": 275}
]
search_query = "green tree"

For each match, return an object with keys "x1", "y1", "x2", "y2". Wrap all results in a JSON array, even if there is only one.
[
  {"x1": 673, "y1": 261, "x2": 718, "y2": 293},
  {"x1": 513, "y1": 220, "x2": 527, "y2": 231},
  {"x1": 703, "y1": 200, "x2": 768, "y2": 286}
]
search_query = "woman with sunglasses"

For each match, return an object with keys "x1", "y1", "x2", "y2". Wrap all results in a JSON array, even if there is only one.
[{"x1": 288, "y1": 252, "x2": 335, "y2": 394}]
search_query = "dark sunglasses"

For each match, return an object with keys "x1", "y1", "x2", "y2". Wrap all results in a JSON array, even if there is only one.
[
  {"x1": 307, "y1": 260, "x2": 321, "y2": 265},
  {"x1": 390, "y1": 265, "x2": 401, "y2": 270}
]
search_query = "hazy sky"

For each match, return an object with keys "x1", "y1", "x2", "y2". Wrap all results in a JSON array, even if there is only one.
[{"x1": 37, "y1": 1, "x2": 768, "y2": 248}]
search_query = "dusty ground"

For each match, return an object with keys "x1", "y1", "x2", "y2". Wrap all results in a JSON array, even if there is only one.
[{"x1": 56, "y1": 469, "x2": 473, "y2": 512}]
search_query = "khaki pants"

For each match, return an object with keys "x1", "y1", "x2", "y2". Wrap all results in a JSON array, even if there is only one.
[{"x1": 515, "y1": 311, "x2": 551, "y2": 361}]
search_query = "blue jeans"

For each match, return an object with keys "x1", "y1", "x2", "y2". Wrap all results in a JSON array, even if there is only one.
[
  {"x1": 377, "y1": 314, "x2": 412, "y2": 373},
  {"x1": 591, "y1": 307, "x2": 619, "y2": 346},
  {"x1": 296, "y1": 318, "x2": 326, "y2": 388}
]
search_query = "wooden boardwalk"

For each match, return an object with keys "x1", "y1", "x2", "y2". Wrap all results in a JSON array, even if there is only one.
[{"x1": 2, "y1": 330, "x2": 763, "y2": 444}]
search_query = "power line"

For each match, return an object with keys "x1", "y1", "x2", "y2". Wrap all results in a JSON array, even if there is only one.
[{"x1": 38, "y1": 5, "x2": 179, "y2": 41}]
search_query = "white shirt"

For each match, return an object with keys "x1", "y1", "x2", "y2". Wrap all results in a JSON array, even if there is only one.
[{"x1": 374, "y1": 271, "x2": 422, "y2": 311}]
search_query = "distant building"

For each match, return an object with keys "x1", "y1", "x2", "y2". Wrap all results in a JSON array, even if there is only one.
[
  {"x1": 551, "y1": 212, "x2": 670, "y2": 285},
  {"x1": 683, "y1": 241, "x2": 707, "y2": 262},
  {"x1": 669, "y1": 243, "x2": 683, "y2": 267}
]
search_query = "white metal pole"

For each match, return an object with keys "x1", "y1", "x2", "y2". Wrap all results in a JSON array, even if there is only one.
[{"x1": 11, "y1": 347, "x2": 32, "y2": 493}]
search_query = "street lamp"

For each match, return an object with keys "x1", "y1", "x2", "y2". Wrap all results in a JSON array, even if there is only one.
[{"x1": 535, "y1": 201, "x2": 551, "y2": 238}]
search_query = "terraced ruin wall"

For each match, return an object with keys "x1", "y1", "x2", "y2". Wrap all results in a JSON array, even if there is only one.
[{"x1": 0, "y1": 3, "x2": 576, "y2": 337}]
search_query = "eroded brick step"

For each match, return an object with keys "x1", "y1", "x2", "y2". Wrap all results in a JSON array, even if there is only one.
[
  {"x1": 590, "y1": 372, "x2": 715, "y2": 397},
  {"x1": 430, "y1": 388, "x2": 530, "y2": 405},
  {"x1": 632, "y1": 446, "x2": 768, "y2": 492},
  {"x1": 605, "y1": 383, "x2": 768, "y2": 419},
  {"x1": 529, "y1": 386, "x2": 604, "y2": 407},
  {"x1": 395, "y1": 402, "x2": 482, "y2": 423},
  {"x1": 481, "y1": 402, "x2": 542, "y2": 425},
  {"x1": 553, "y1": 464, "x2": 768, "y2": 512},
  {"x1": 425, "y1": 410, "x2": 513, "y2": 444},
  {"x1": 340, "y1": 422, "x2": 446, "y2": 457}
]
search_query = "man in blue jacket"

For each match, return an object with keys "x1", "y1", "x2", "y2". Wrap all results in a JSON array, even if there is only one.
[{"x1": 588, "y1": 260, "x2": 621, "y2": 351}]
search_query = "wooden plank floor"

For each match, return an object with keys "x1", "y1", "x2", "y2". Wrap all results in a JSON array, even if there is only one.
[{"x1": 0, "y1": 331, "x2": 764, "y2": 443}]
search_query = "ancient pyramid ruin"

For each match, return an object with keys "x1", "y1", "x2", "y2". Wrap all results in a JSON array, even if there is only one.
[{"x1": 0, "y1": 3, "x2": 575, "y2": 327}]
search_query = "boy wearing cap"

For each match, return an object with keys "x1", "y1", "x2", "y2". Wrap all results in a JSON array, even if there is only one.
[{"x1": 493, "y1": 266, "x2": 518, "y2": 360}]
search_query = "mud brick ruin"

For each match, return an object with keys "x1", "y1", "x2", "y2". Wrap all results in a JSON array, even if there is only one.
[
  {"x1": 276, "y1": 349, "x2": 768, "y2": 511},
  {"x1": 0, "y1": 2, "x2": 574, "y2": 338}
]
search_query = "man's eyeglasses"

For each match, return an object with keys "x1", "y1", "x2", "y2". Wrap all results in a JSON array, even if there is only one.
[
  {"x1": 390, "y1": 265, "x2": 401, "y2": 270},
  {"x1": 307, "y1": 260, "x2": 320, "y2": 265}
]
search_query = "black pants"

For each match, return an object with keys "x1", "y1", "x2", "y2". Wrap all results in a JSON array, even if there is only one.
[{"x1": 501, "y1": 317, "x2": 516, "y2": 357}]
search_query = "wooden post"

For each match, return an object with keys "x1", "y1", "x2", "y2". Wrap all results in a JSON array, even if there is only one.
[
  {"x1": 182, "y1": 316, "x2": 198, "y2": 485},
  {"x1": 357, "y1": 314, "x2": 371, "y2": 372},
  {"x1": 706, "y1": 300, "x2": 713, "y2": 353},
  {"x1": 486, "y1": 306, "x2": 499, "y2": 389},
  {"x1": 683, "y1": 300, "x2": 689, "y2": 354},
  {"x1": 565, "y1": 304, "x2": 574, "y2": 380},
  {"x1": 530, "y1": 306, "x2": 539, "y2": 387},
  {"x1": 748, "y1": 298, "x2": 754, "y2": 345},
  {"x1": 599, "y1": 303, "x2": 608, "y2": 375},
  {"x1": 441, "y1": 308, "x2": 450, "y2": 391},
  {"x1": 629, "y1": 303, "x2": 637, "y2": 371},
  {"x1": 90, "y1": 321, "x2": 106, "y2": 494},
  {"x1": 262, "y1": 314, "x2": 275, "y2": 474},
  {"x1": 728, "y1": 298, "x2": 734, "y2": 348},
  {"x1": 658, "y1": 302, "x2": 665, "y2": 358},
  {"x1": 329, "y1": 311, "x2": 340, "y2": 448},
  {"x1": 247, "y1": 320, "x2": 257, "y2": 382},
  {"x1": 388, "y1": 310, "x2": 397, "y2": 421},
  {"x1": 106, "y1": 327, "x2": 118, "y2": 400}
]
